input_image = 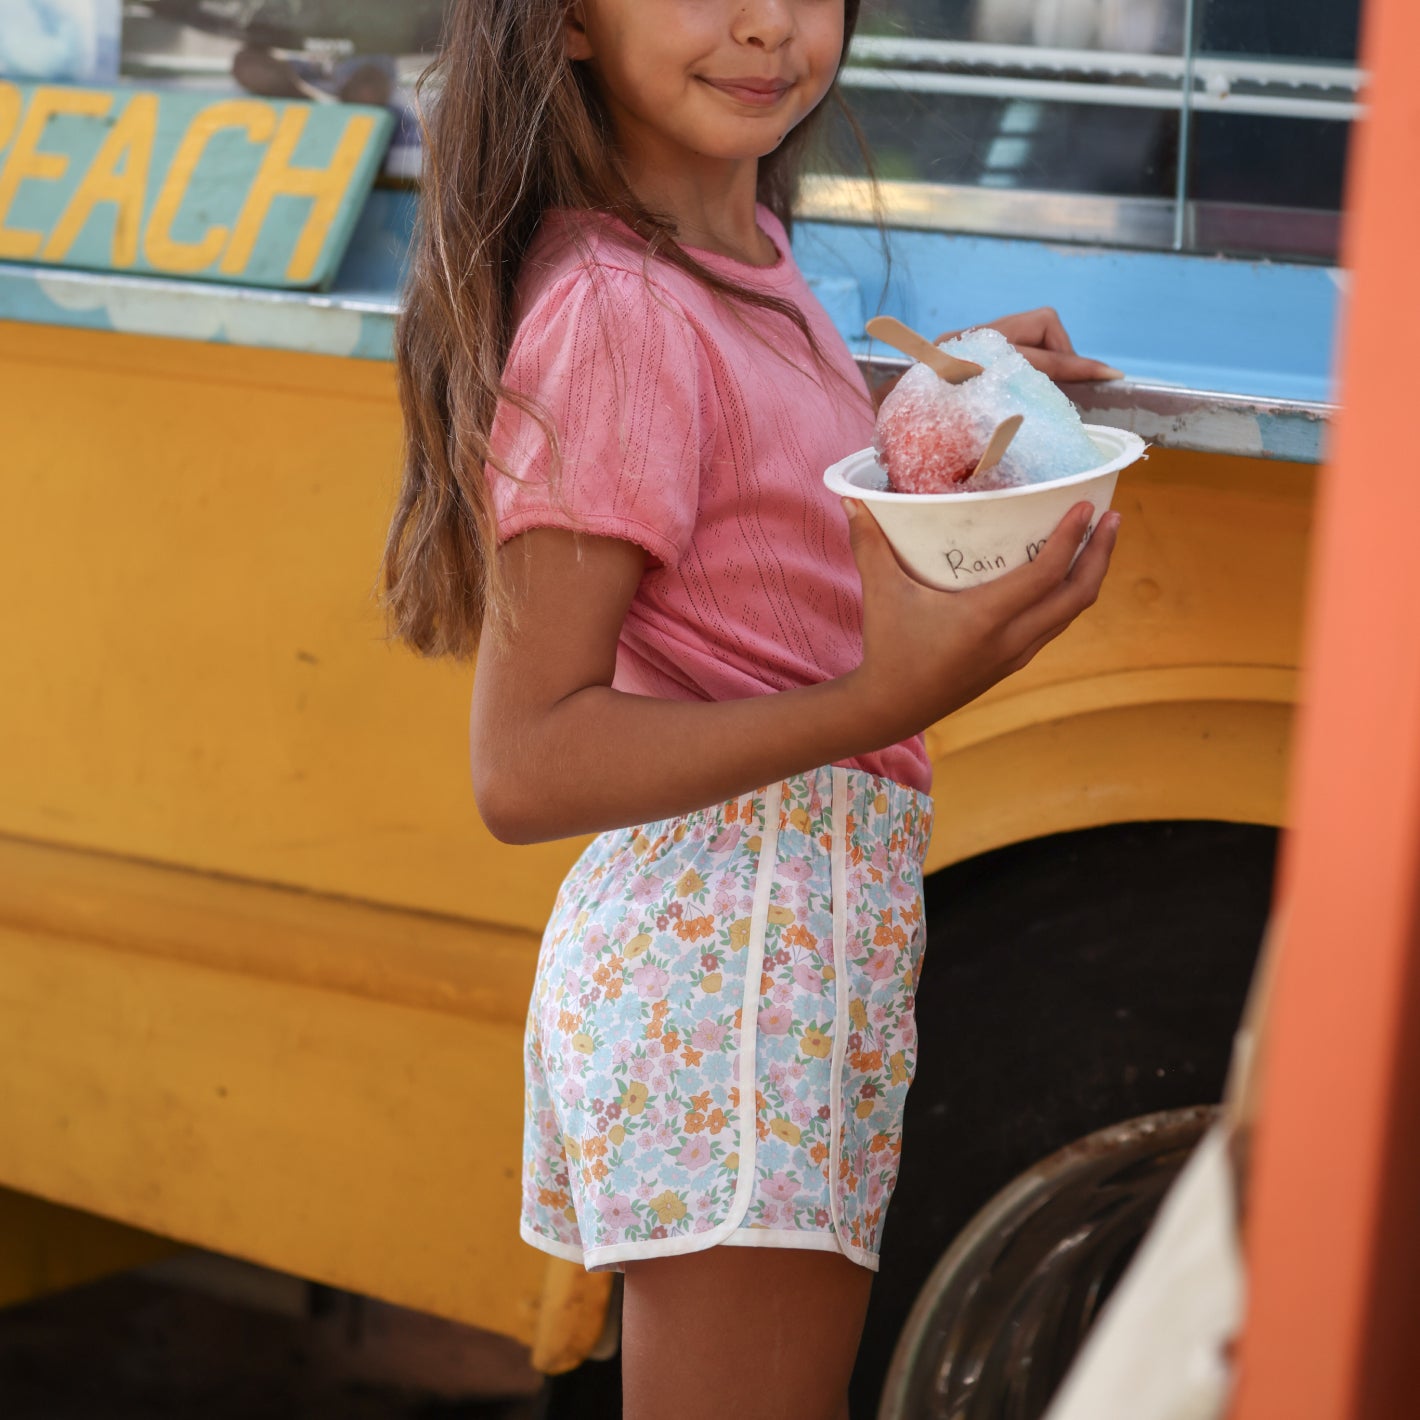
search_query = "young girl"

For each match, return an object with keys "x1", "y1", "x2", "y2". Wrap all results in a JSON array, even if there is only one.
[{"x1": 384, "y1": 3, "x2": 1120, "y2": 1415}]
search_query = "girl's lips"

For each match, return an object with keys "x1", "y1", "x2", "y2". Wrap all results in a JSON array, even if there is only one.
[{"x1": 701, "y1": 77, "x2": 793, "y2": 107}]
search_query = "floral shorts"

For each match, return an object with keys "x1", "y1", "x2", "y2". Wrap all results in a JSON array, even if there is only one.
[{"x1": 520, "y1": 764, "x2": 934, "y2": 1273}]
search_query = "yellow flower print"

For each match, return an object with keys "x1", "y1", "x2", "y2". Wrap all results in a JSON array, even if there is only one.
[
  {"x1": 800, "y1": 1026, "x2": 832, "y2": 1059},
  {"x1": 874, "y1": 792, "x2": 889, "y2": 814},
  {"x1": 766, "y1": 904, "x2": 795, "y2": 926},
  {"x1": 565, "y1": 1136, "x2": 582, "y2": 1163},
  {"x1": 573, "y1": 910, "x2": 589, "y2": 933},
  {"x1": 632, "y1": 833, "x2": 651, "y2": 856},
  {"x1": 789, "y1": 807, "x2": 811, "y2": 833},
  {"x1": 622, "y1": 1081, "x2": 649, "y2": 1116},
  {"x1": 770, "y1": 1118, "x2": 802, "y2": 1146},
  {"x1": 700, "y1": 972, "x2": 723, "y2": 994},
  {"x1": 849, "y1": 999, "x2": 868, "y2": 1031},
  {"x1": 648, "y1": 1190, "x2": 687, "y2": 1224},
  {"x1": 609, "y1": 1124, "x2": 626, "y2": 1146},
  {"x1": 570, "y1": 1032, "x2": 595, "y2": 1055},
  {"x1": 729, "y1": 918, "x2": 752, "y2": 950},
  {"x1": 744, "y1": 835, "x2": 762, "y2": 852},
  {"x1": 890, "y1": 1050, "x2": 909, "y2": 1086},
  {"x1": 625, "y1": 932, "x2": 652, "y2": 959},
  {"x1": 855, "y1": 1099, "x2": 875, "y2": 1119},
  {"x1": 724, "y1": 1152, "x2": 740, "y2": 1171},
  {"x1": 676, "y1": 868, "x2": 705, "y2": 897}
]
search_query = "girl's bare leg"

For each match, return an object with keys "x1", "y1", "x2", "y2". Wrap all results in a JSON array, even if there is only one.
[{"x1": 621, "y1": 1248, "x2": 873, "y2": 1420}]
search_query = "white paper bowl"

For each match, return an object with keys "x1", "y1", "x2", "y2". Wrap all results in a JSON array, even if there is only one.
[{"x1": 823, "y1": 424, "x2": 1146, "y2": 591}]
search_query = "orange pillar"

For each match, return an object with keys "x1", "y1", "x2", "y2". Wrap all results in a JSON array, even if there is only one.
[{"x1": 1230, "y1": 0, "x2": 1420, "y2": 1416}]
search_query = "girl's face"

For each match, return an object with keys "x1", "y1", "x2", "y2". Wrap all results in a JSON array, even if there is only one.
[{"x1": 565, "y1": 0, "x2": 845, "y2": 170}]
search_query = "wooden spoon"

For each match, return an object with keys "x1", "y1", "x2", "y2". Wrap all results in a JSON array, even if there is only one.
[
  {"x1": 866, "y1": 315, "x2": 984, "y2": 384},
  {"x1": 966, "y1": 413, "x2": 1024, "y2": 482}
]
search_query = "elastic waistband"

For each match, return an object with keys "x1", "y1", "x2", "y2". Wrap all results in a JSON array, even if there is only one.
[{"x1": 608, "y1": 765, "x2": 934, "y2": 878}]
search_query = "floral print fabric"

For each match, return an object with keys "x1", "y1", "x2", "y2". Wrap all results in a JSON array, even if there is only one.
[{"x1": 520, "y1": 765, "x2": 933, "y2": 1273}]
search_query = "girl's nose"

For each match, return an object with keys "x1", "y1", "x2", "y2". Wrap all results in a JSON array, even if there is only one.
[{"x1": 731, "y1": 0, "x2": 796, "y2": 50}]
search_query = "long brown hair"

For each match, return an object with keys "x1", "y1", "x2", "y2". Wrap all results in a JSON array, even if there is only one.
[{"x1": 383, "y1": 0, "x2": 873, "y2": 658}]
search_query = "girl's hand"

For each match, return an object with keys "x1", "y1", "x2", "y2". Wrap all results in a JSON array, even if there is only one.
[
  {"x1": 841, "y1": 497, "x2": 1120, "y2": 746},
  {"x1": 936, "y1": 308, "x2": 1123, "y2": 384}
]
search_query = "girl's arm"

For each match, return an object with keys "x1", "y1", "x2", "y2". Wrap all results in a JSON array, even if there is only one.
[{"x1": 470, "y1": 502, "x2": 1118, "y2": 844}]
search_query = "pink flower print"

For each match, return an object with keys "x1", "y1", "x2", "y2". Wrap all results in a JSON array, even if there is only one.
[
  {"x1": 679, "y1": 1137, "x2": 713, "y2": 1171},
  {"x1": 758, "y1": 1200, "x2": 789, "y2": 1228},
  {"x1": 762, "y1": 1171, "x2": 799, "y2": 1202},
  {"x1": 890, "y1": 873, "x2": 916, "y2": 902},
  {"x1": 767, "y1": 1060, "x2": 790, "y2": 1091},
  {"x1": 760, "y1": 1004, "x2": 793, "y2": 1035},
  {"x1": 582, "y1": 925, "x2": 609, "y2": 958},
  {"x1": 712, "y1": 886, "x2": 737, "y2": 915},
  {"x1": 596, "y1": 1194, "x2": 637, "y2": 1232},
  {"x1": 694, "y1": 1215, "x2": 715, "y2": 1233},
  {"x1": 691, "y1": 1020, "x2": 728, "y2": 1052},
  {"x1": 630, "y1": 1056, "x2": 655, "y2": 1084},
  {"x1": 560, "y1": 1078, "x2": 585, "y2": 1107},
  {"x1": 651, "y1": 1124, "x2": 676, "y2": 1150},
  {"x1": 786, "y1": 1061, "x2": 805, "y2": 1082},
  {"x1": 637, "y1": 1181, "x2": 657, "y2": 1200},
  {"x1": 871, "y1": 1003, "x2": 891, "y2": 1028},
  {"x1": 793, "y1": 963, "x2": 824, "y2": 995},
  {"x1": 781, "y1": 858, "x2": 813, "y2": 883},
  {"x1": 611, "y1": 1040, "x2": 634, "y2": 1066},
  {"x1": 632, "y1": 964, "x2": 670, "y2": 1000},
  {"x1": 630, "y1": 873, "x2": 663, "y2": 905},
  {"x1": 868, "y1": 1172, "x2": 886, "y2": 1208},
  {"x1": 863, "y1": 949, "x2": 897, "y2": 983},
  {"x1": 707, "y1": 824, "x2": 742, "y2": 854},
  {"x1": 772, "y1": 983, "x2": 794, "y2": 1005},
  {"x1": 788, "y1": 1098, "x2": 812, "y2": 1127}
]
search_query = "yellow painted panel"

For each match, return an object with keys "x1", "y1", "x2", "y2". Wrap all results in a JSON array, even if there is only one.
[
  {"x1": 1, "y1": 321, "x2": 584, "y2": 933},
  {"x1": 0, "y1": 1186, "x2": 180, "y2": 1309},
  {"x1": 0, "y1": 320, "x2": 1315, "y2": 939},
  {"x1": 925, "y1": 699, "x2": 1294, "y2": 874},
  {"x1": 0, "y1": 920, "x2": 546, "y2": 1345},
  {"x1": 0, "y1": 832, "x2": 539, "y2": 1024}
]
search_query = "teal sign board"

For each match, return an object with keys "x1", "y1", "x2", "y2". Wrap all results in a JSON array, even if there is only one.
[{"x1": 0, "y1": 82, "x2": 395, "y2": 290}]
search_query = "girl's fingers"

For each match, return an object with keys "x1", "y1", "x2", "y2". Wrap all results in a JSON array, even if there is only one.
[
  {"x1": 1007, "y1": 512, "x2": 1120, "y2": 648},
  {"x1": 984, "y1": 503, "x2": 1097, "y2": 614},
  {"x1": 1019, "y1": 348, "x2": 1125, "y2": 383}
]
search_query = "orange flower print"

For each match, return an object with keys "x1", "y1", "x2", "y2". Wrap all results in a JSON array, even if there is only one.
[
  {"x1": 783, "y1": 923, "x2": 817, "y2": 950},
  {"x1": 675, "y1": 913, "x2": 715, "y2": 942}
]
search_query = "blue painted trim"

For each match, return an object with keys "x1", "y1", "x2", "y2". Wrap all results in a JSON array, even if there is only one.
[{"x1": 0, "y1": 187, "x2": 1339, "y2": 461}]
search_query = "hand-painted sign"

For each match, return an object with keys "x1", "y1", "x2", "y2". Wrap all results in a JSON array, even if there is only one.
[{"x1": 0, "y1": 83, "x2": 394, "y2": 290}]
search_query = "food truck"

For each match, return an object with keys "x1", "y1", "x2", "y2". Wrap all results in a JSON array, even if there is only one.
[{"x1": 0, "y1": 1, "x2": 1367, "y2": 1412}]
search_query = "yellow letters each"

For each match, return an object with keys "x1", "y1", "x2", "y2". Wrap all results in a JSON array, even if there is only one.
[
  {"x1": 145, "y1": 99, "x2": 275, "y2": 275},
  {"x1": 220, "y1": 107, "x2": 377, "y2": 283},
  {"x1": 43, "y1": 93, "x2": 159, "y2": 266},
  {"x1": 0, "y1": 86, "x2": 112, "y2": 260}
]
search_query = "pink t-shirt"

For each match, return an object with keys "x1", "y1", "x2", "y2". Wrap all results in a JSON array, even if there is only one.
[{"x1": 486, "y1": 205, "x2": 931, "y2": 794}]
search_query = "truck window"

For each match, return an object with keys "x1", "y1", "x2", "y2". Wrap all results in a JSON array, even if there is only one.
[{"x1": 811, "y1": 0, "x2": 1362, "y2": 262}]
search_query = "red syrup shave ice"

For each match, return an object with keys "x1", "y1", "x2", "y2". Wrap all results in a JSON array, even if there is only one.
[{"x1": 873, "y1": 327, "x2": 1104, "y2": 494}]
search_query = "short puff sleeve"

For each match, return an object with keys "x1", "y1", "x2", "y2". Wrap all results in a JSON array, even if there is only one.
[{"x1": 485, "y1": 267, "x2": 704, "y2": 568}]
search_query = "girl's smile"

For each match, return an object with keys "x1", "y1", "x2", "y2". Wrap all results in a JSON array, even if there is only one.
[{"x1": 565, "y1": 1, "x2": 844, "y2": 167}]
